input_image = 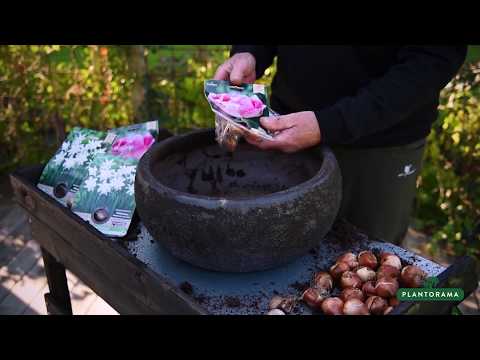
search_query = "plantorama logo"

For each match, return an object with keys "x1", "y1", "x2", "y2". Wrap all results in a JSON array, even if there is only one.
[{"x1": 397, "y1": 277, "x2": 464, "y2": 302}]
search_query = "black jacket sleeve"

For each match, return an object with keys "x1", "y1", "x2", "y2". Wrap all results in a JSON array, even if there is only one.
[
  {"x1": 314, "y1": 46, "x2": 467, "y2": 145},
  {"x1": 230, "y1": 45, "x2": 277, "y2": 79}
]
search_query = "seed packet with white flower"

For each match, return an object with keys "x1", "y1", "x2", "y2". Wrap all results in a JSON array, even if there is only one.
[
  {"x1": 71, "y1": 154, "x2": 138, "y2": 237},
  {"x1": 37, "y1": 127, "x2": 108, "y2": 207},
  {"x1": 71, "y1": 120, "x2": 159, "y2": 237},
  {"x1": 204, "y1": 80, "x2": 279, "y2": 151}
]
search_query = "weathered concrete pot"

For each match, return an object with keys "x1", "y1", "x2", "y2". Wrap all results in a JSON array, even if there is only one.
[{"x1": 135, "y1": 129, "x2": 342, "y2": 272}]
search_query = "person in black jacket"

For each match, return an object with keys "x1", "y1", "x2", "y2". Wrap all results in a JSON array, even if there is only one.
[{"x1": 214, "y1": 46, "x2": 467, "y2": 244}]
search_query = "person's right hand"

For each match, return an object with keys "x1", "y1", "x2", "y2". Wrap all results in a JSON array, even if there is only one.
[{"x1": 213, "y1": 52, "x2": 256, "y2": 85}]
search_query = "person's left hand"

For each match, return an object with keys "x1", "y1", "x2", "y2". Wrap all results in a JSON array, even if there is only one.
[{"x1": 245, "y1": 111, "x2": 321, "y2": 153}]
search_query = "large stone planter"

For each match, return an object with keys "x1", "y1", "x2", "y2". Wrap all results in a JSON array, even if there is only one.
[{"x1": 135, "y1": 129, "x2": 342, "y2": 272}]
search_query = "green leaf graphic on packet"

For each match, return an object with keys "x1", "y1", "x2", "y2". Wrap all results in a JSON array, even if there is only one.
[
  {"x1": 204, "y1": 80, "x2": 279, "y2": 151},
  {"x1": 37, "y1": 121, "x2": 159, "y2": 237}
]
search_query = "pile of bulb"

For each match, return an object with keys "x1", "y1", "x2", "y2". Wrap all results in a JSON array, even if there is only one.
[{"x1": 267, "y1": 251, "x2": 427, "y2": 315}]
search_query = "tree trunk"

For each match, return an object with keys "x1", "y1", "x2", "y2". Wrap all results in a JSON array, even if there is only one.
[
  {"x1": 127, "y1": 46, "x2": 148, "y2": 122},
  {"x1": 52, "y1": 111, "x2": 66, "y2": 146}
]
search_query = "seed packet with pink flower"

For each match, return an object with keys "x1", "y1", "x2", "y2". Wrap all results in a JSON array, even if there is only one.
[
  {"x1": 107, "y1": 120, "x2": 158, "y2": 160},
  {"x1": 204, "y1": 80, "x2": 279, "y2": 151},
  {"x1": 71, "y1": 120, "x2": 159, "y2": 237}
]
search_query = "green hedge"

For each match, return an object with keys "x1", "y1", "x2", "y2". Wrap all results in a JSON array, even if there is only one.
[
  {"x1": 413, "y1": 60, "x2": 480, "y2": 259},
  {"x1": 0, "y1": 45, "x2": 134, "y2": 172}
]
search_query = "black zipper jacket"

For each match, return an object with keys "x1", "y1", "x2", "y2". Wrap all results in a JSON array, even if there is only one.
[{"x1": 231, "y1": 45, "x2": 467, "y2": 148}]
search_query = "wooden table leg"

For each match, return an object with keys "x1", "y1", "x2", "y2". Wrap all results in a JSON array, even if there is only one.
[{"x1": 41, "y1": 247, "x2": 73, "y2": 315}]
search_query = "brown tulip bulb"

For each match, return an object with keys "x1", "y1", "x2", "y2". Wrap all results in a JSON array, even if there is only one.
[
  {"x1": 337, "y1": 252, "x2": 359, "y2": 269},
  {"x1": 343, "y1": 299, "x2": 369, "y2": 315},
  {"x1": 358, "y1": 250, "x2": 378, "y2": 270},
  {"x1": 365, "y1": 296, "x2": 388, "y2": 315},
  {"x1": 400, "y1": 265, "x2": 427, "y2": 288},
  {"x1": 321, "y1": 297, "x2": 344, "y2": 315},
  {"x1": 340, "y1": 287, "x2": 365, "y2": 302},
  {"x1": 329, "y1": 262, "x2": 350, "y2": 280},
  {"x1": 375, "y1": 278, "x2": 399, "y2": 298}
]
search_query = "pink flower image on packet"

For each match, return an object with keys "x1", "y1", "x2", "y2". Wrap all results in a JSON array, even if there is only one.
[
  {"x1": 111, "y1": 132, "x2": 155, "y2": 159},
  {"x1": 208, "y1": 92, "x2": 266, "y2": 118}
]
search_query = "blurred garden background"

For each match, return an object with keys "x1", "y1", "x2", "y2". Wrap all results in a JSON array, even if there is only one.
[{"x1": 0, "y1": 45, "x2": 479, "y2": 262}]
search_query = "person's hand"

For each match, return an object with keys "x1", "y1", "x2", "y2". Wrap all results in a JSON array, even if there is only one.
[
  {"x1": 245, "y1": 111, "x2": 321, "y2": 153},
  {"x1": 214, "y1": 52, "x2": 256, "y2": 85}
]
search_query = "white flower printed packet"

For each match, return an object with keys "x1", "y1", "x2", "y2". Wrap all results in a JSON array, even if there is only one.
[
  {"x1": 37, "y1": 121, "x2": 159, "y2": 237},
  {"x1": 72, "y1": 121, "x2": 159, "y2": 237},
  {"x1": 37, "y1": 127, "x2": 108, "y2": 208},
  {"x1": 72, "y1": 154, "x2": 138, "y2": 237}
]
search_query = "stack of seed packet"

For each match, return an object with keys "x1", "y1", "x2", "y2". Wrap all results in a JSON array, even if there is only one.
[
  {"x1": 204, "y1": 80, "x2": 279, "y2": 151},
  {"x1": 37, "y1": 121, "x2": 159, "y2": 237}
]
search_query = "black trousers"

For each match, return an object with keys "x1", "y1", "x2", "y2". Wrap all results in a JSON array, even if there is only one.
[{"x1": 332, "y1": 138, "x2": 426, "y2": 245}]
